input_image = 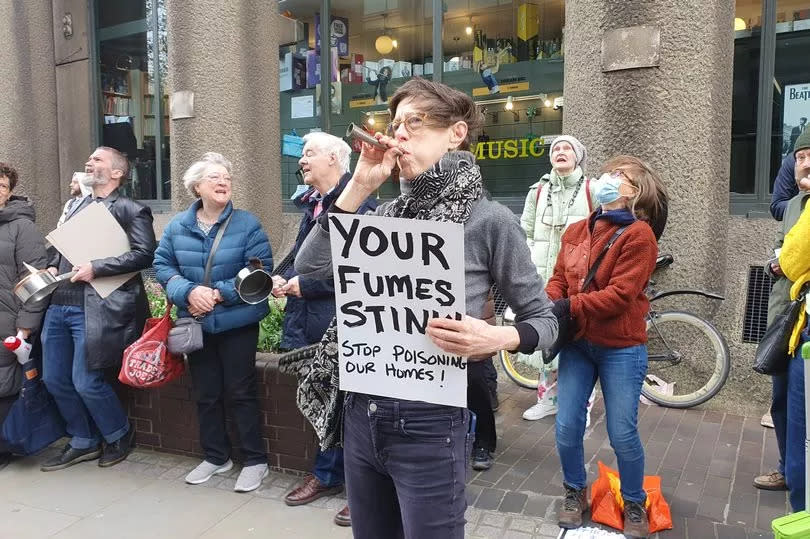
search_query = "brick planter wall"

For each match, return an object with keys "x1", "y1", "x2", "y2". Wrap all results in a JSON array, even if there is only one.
[{"x1": 115, "y1": 353, "x2": 318, "y2": 474}]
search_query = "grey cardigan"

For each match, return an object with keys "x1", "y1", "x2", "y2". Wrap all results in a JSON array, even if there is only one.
[{"x1": 295, "y1": 196, "x2": 558, "y2": 352}]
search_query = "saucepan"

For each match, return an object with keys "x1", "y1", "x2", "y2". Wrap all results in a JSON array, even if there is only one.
[
  {"x1": 14, "y1": 262, "x2": 77, "y2": 305},
  {"x1": 235, "y1": 257, "x2": 273, "y2": 305}
]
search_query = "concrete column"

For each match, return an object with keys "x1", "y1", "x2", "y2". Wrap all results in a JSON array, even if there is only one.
[
  {"x1": 166, "y1": 1, "x2": 282, "y2": 252},
  {"x1": 52, "y1": 0, "x2": 95, "y2": 219},
  {"x1": 0, "y1": 2, "x2": 61, "y2": 230},
  {"x1": 563, "y1": 1, "x2": 735, "y2": 293}
]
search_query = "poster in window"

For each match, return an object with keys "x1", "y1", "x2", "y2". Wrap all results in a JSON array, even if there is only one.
[
  {"x1": 783, "y1": 83, "x2": 810, "y2": 156},
  {"x1": 315, "y1": 14, "x2": 349, "y2": 58}
]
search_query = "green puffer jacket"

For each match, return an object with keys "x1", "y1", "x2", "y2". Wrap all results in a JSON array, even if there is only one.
[
  {"x1": 519, "y1": 167, "x2": 597, "y2": 281},
  {"x1": 767, "y1": 191, "x2": 810, "y2": 326}
]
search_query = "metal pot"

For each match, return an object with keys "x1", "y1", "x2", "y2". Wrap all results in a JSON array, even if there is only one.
[
  {"x1": 14, "y1": 262, "x2": 77, "y2": 305},
  {"x1": 235, "y1": 257, "x2": 273, "y2": 305}
]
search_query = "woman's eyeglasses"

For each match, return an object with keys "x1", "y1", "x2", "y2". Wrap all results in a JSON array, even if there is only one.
[
  {"x1": 204, "y1": 173, "x2": 232, "y2": 183},
  {"x1": 385, "y1": 112, "x2": 432, "y2": 136}
]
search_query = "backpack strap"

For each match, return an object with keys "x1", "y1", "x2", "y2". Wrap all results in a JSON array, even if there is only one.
[
  {"x1": 585, "y1": 178, "x2": 593, "y2": 213},
  {"x1": 581, "y1": 225, "x2": 629, "y2": 292}
]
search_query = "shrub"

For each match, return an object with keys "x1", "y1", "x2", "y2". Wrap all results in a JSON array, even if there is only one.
[{"x1": 145, "y1": 279, "x2": 285, "y2": 353}]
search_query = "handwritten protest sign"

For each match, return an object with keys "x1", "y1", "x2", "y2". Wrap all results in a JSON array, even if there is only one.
[{"x1": 329, "y1": 213, "x2": 467, "y2": 407}]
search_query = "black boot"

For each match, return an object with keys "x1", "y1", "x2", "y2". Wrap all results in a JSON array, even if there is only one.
[
  {"x1": 471, "y1": 447, "x2": 493, "y2": 471},
  {"x1": 99, "y1": 427, "x2": 135, "y2": 467}
]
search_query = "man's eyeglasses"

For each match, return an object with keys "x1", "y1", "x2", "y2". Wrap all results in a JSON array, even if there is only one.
[
  {"x1": 0, "y1": 184, "x2": 10, "y2": 192},
  {"x1": 385, "y1": 112, "x2": 433, "y2": 136}
]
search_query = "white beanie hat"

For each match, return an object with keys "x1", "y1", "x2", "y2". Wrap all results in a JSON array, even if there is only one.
[{"x1": 550, "y1": 135, "x2": 587, "y2": 170}]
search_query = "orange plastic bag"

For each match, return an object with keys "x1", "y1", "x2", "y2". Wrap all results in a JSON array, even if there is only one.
[{"x1": 590, "y1": 461, "x2": 673, "y2": 534}]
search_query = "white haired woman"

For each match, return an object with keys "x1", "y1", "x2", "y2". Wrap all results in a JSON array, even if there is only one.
[
  {"x1": 153, "y1": 152, "x2": 273, "y2": 492},
  {"x1": 520, "y1": 135, "x2": 598, "y2": 424}
]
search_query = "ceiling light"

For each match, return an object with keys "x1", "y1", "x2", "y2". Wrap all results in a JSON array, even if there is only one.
[
  {"x1": 505, "y1": 95, "x2": 514, "y2": 110},
  {"x1": 544, "y1": 99, "x2": 552, "y2": 107},
  {"x1": 367, "y1": 116, "x2": 375, "y2": 126},
  {"x1": 375, "y1": 35, "x2": 393, "y2": 54}
]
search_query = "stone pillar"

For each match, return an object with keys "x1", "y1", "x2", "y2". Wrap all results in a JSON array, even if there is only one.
[
  {"x1": 563, "y1": 2, "x2": 735, "y2": 293},
  {"x1": 166, "y1": 1, "x2": 283, "y2": 252},
  {"x1": 0, "y1": 2, "x2": 61, "y2": 230}
]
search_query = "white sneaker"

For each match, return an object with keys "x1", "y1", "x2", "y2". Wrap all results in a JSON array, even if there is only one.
[
  {"x1": 234, "y1": 463, "x2": 269, "y2": 493},
  {"x1": 522, "y1": 400, "x2": 558, "y2": 421},
  {"x1": 185, "y1": 459, "x2": 233, "y2": 485}
]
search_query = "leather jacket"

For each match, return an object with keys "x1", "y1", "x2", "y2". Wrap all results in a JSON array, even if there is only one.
[{"x1": 48, "y1": 189, "x2": 156, "y2": 370}]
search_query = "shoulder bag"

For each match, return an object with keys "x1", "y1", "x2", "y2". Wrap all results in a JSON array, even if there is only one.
[
  {"x1": 167, "y1": 212, "x2": 233, "y2": 355},
  {"x1": 753, "y1": 282, "x2": 810, "y2": 375}
]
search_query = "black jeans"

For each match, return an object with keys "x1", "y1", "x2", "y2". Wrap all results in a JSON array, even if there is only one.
[
  {"x1": 343, "y1": 393, "x2": 472, "y2": 539},
  {"x1": 188, "y1": 323, "x2": 266, "y2": 466},
  {"x1": 468, "y1": 359, "x2": 496, "y2": 452}
]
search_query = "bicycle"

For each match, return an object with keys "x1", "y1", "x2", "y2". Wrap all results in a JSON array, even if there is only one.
[{"x1": 497, "y1": 253, "x2": 731, "y2": 408}]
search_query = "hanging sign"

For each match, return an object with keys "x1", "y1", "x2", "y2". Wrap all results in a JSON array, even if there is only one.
[{"x1": 474, "y1": 137, "x2": 548, "y2": 160}]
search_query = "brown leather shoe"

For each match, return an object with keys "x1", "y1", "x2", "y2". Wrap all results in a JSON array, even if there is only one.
[
  {"x1": 284, "y1": 474, "x2": 344, "y2": 506},
  {"x1": 623, "y1": 499, "x2": 649, "y2": 538},
  {"x1": 558, "y1": 484, "x2": 588, "y2": 529},
  {"x1": 334, "y1": 505, "x2": 351, "y2": 527},
  {"x1": 754, "y1": 470, "x2": 787, "y2": 490}
]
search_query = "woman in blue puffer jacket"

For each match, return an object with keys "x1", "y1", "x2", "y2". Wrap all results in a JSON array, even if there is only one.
[{"x1": 153, "y1": 152, "x2": 273, "y2": 493}]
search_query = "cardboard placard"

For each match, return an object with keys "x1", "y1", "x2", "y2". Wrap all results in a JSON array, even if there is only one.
[{"x1": 329, "y1": 214, "x2": 467, "y2": 407}]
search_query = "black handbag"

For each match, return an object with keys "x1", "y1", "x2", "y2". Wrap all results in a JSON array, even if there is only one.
[
  {"x1": 541, "y1": 226, "x2": 629, "y2": 363},
  {"x1": 753, "y1": 282, "x2": 809, "y2": 375}
]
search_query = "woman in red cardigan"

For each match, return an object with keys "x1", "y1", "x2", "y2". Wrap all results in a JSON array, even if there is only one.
[{"x1": 548, "y1": 155, "x2": 667, "y2": 539}]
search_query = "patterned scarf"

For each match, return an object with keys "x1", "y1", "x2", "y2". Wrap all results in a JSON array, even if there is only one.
[{"x1": 279, "y1": 151, "x2": 483, "y2": 450}]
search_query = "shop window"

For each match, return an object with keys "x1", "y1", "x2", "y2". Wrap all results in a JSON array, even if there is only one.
[
  {"x1": 730, "y1": 0, "x2": 763, "y2": 196},
  {"x1": 279, "y1": 0, "x2": 431, "y2": 201},
  {"x1": 730, "y1": 0, "x2": 810, "y2": 213},
  {"x1": 96, "y1": 0, "x2": 170, "y2": 203},
  {"x1": 773, "y1": 1, "x2": 810, "y2": 183}
]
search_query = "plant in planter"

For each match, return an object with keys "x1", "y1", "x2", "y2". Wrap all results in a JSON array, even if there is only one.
[{"x1": 144, "y1": 279, "x2": 285, "y2": 353}]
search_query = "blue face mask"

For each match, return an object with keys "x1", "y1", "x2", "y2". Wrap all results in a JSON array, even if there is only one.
[{"x1": 594, "y1": 173, "x2": 624, "y2": 205}]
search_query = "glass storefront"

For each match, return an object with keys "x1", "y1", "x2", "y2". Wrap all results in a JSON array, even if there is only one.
[
  {"x1": 279, "y1": 0, "x2": 563, "y2": 209},
  {"x1": 95, "y1": 0, "x2": 169, "y2": 203},
  {"x1": 730, "y1": 0, "x2": 810, "y2": 211}
]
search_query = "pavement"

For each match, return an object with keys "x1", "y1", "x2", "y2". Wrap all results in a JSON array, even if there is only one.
[{"x1": 0, "y1": 364, "x2": 785, "y2": 538}]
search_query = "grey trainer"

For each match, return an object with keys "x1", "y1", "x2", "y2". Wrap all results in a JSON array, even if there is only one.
[
  {"x1": 184, "y1": 459, "x2": 233, "y2": 485},
  {"x1": 234, "y1": 463, "x2": 269, "y2": 493}
]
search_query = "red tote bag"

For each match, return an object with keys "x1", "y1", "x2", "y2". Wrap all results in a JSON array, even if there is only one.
[{"x1": 119, "y1": 301, "x2": 184, "y2": 389}]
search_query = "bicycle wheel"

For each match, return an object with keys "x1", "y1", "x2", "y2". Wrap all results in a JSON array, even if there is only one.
[
  {"x1": 642, "y1": 310, "x2": 730, "y2": 408},
  {"x1": 498, "y1": 349, "x2": 541, "y2": 389}
]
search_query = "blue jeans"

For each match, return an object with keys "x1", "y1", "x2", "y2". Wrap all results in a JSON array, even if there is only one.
[
  {"x1": 556, "y1": 340, "x2": 648, "y2": 503},
  {"x1": 343, "y1": 393, "x2": 472, "y2": 539},
  {"x1": 786, "y1": 327, "x2": 810, "y2": 512},
  {"x1": 41, "y1": 305, "x2": 129, "y2": 449},
  {"x1": 314, "y1": 447, "x2": 344, "y2": 487},
  {"x1": 772, "y1": 371, "x2": 789, "y2": 476}
]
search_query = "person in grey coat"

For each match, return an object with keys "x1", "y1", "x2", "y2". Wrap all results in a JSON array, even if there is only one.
[
  {"x1": 0, "y1": 163, "x2": 48, "y2": 469},
  {"x1": 294, "y1": 78, "x2": 558, "y2": 539}
]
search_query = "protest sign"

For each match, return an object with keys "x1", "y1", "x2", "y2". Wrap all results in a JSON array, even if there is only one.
[{"x1": 329, "y1": 213, "x2": 467, "y2": 407}]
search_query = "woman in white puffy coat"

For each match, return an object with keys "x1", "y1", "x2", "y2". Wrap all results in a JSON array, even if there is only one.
[{"x1": 519, "y1": 136, "x2": 597, "y2": 423}]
